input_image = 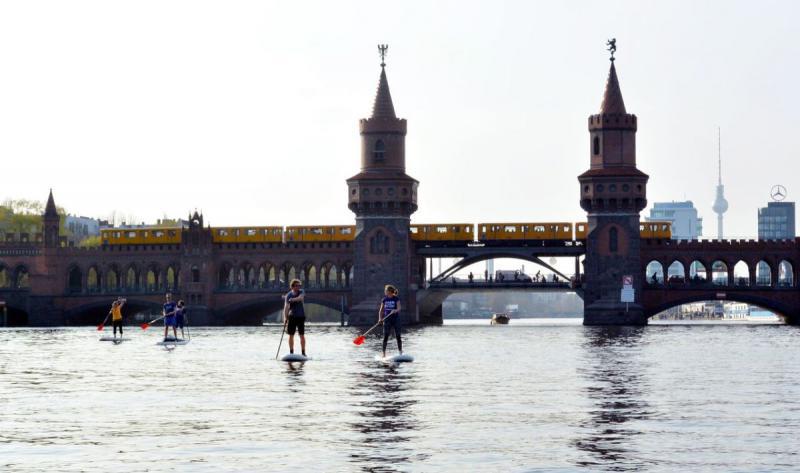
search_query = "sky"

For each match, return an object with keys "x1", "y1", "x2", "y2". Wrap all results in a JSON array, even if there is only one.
[{"x1": 0, "y1": 0, "x2": 798, "y2": 239}]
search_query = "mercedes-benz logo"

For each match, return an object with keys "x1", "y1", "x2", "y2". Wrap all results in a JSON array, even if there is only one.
[{"x1": 771, "y1": 185, "x2": 787, "y2": 202}]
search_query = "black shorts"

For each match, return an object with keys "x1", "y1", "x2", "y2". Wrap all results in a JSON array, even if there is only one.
[
  {"x1": 112, "y1": 319, "x2": 123, "y2": 328},
  {"x1": 287, "y1": 316, "x2": 305, "y2": 336}
]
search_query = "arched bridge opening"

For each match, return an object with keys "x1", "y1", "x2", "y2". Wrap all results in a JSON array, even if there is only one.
[
  {"x1": 219, "y1": 297, "x2": 349, "y2": 326},
  {"x1": 645, "y1": 294, "x2": 791, "y2": 324},
  {"x1": 426, "y1": 251, "x2": 581, "y2": 285}
]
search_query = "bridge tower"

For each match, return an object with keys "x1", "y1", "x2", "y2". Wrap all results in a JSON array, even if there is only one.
[
  {"x1": 347, "y1": 45, "x2": 420, "y2": 324},
  {"x1": 578, "y1": 48, "x2": 649, "y2": 325},
  {"x1": 43, "y1": 189, "x2": 60, "y2": 248}
]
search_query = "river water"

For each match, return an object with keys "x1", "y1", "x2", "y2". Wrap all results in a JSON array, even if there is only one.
[{"x1": 1, "y1": 320, "x2": 799, "y2": 472}]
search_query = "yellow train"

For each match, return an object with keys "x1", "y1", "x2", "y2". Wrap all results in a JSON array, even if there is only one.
[
  {"x1": 478, "y1": 222, "x2": 574, "y2": 244},
  {"x1": 212, "y1": 227, "x2": 283, "y2": 244},
  {"x1": 101, "y1": 228, "x2": 182, "y2": 245},
  {"x1": 573, "y1": 221, "x2": 672, "y2": 240},
  {"x1": 410, "y1": 224, "x2": 474, "y2": 244},
  {"x1": 284, "y1": 226, "x2": 356, "y2": 243}
]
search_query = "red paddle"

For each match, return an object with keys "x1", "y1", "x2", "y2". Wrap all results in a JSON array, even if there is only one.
[
  {"x1": 141, "y1": 315, "x2": 164, "y2": 330},
  {"x1": 97, "y1": 313, "x2": 110, "y2": 331},
  {"x1": 352, "y1": 313, "x2": 396, "y2": 345}
]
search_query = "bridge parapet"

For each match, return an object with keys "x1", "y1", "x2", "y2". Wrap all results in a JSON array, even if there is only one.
[{"x1": 642, "y1": 238, "x2": 800, "y2": 251}]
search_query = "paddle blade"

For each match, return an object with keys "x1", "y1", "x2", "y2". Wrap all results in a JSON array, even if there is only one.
[
  {"x1": 140, "y1": 323, "x2": 150, "y2": 330},
  {"x1": 97, "y1": 324, "x2": 104, "y2": 331},
  {"x1": 353, "y1": 335, "x2": 365, "y2": 345}
]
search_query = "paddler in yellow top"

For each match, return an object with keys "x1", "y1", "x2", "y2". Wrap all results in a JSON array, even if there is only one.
[{"x1": 110, "y1": 297, "x2": 126, "y2": 339}]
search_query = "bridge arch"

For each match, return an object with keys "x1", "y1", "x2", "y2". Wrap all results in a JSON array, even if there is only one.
[
  {"x1": 105, "y1": 264, "x2": 121, "y2": 292},
  {"x1": 218, "y1": 262, "x2": 234, "y2": 289},
  {"x1": 756, "y1": 260, "x2": 772, "y2": 286},
  {"x1": 778, "y1": 260, "x2": 794, "y2": 287},
  {"x1": 0, "y1": 263, "x2": 9, "y2": 288},
  {"x1": 166, "y1": 264, "x2": 180, "y2": 291},
  {"x1": 430, "y1": 251, "x2": 571, "y2": 283},
  {"x1": 733, "y1": 260, "x2": 750, "y2": 286},
  {"x1": 281, "y1": 262, "x2": 296, "y2": 287},
  {"x1": 125, "y1": 264, "x2": 140, "y2": 291},
  {"x1": 645, "y1": 293, "x2": 793, "y2": 323},
  {"x1": 646, "y1": 260, "x2": 664, "y2": 284},
  {"x1": 711, "y1": 260, "x2": 729, "y2": 286},
  {"x1": 666, "y1": 260, "x2": 685, "y2": 283},
  {"x1": 688, "y1": 260, "x2": 708, "y2": 282},
  {"x1": 67, "y1": 265, "x2": 83, "y2": 293},
  {"x1": 218, "y1": 294, "x2": 348, "y2": 325},
  {"x1": 87, "y1": 265, "x2": 101, "y2": 293},
  {"x1": 145, "y1": 263, "x2": 161, "y2": 292},
  {"x1": 13, "y1": 265, "x2": 30, "y2": 288}
]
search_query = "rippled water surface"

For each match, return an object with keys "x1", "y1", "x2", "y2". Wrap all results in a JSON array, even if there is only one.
[{"x1": 2, "y1": 321, "x2": 800, "y2": 472}]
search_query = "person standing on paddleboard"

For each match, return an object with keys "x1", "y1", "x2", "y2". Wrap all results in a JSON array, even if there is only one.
[
  {"x1": 111, "y1": 297, "x2": 126, "y2": 339},
  {"x1": 162, "y1": 293, "x2": 178, "y2": 341},
  {"x1": 283, "y1": 279, "x2": 307, "y2": 357},
  {"x1": 175, "y1": 300, "x2": 187, "y2": 339},
  {"x1": 379, "y1": 285, "x2": 402, "y2": 358}
]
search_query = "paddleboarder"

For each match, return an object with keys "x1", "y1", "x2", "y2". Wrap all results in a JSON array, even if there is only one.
[
  {"x1": 175, "y1": 300, "x2": 187, "y2": 339},
  {"x1": 162, "y1": 293, "x2": 178, "y2": 342},
  {"x1": 379, "y1": 284, "x2": 402, "y2": 358},
  {"x1": 283, "y1": 279, "x2": 307, "y2": 357},
  {"x1": 111, "y1": 297, "x2": 126, "y2": 339}
]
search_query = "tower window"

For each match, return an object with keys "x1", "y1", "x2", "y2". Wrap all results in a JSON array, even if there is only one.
[
  {"x1": 373, "y1": 140, "x2": 386, "y2": 162},
  {"x1": 609, "y1": 227, "x2": 618, "y2": 253},
  {"x1": 593, "y1": 136, "x2": 600, "y2": 155}
]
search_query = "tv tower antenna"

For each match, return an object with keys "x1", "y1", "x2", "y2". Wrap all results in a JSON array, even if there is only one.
[{"x1": 712, "y1": 126, "x2": 728, "y2": 239}]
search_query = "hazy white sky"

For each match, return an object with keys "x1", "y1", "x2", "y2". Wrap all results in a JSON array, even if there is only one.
[{"x1": 1, "y1": 1, "x2": 797, "y2": 237}]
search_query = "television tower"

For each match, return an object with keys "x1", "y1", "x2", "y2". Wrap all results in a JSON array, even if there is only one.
[{"x1": 711, "y1": 127, "x2": 728, "y2": 239}]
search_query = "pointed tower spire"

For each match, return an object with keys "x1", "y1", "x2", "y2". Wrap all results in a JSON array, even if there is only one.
[
  {"x1": 371, "y1": 44, "x2": 397, "y2": 119},
  {"x1": 45, "y1": 189, "x2": 58, "y2": 217},
  {"x1": 599, "y1": 62, "x2": 627, "y2": 114}
]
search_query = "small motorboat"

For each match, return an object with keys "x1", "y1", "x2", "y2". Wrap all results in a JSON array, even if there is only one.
[{"x1": 491, "y1": 313, "x2": 510, "y2": 325}]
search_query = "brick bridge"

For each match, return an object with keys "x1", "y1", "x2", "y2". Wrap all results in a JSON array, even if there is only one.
[{"x1": 1, "y1": 50, "x2": 798, "y2": 326}]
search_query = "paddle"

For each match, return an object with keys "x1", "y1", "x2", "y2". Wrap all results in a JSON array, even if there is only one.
[
  {"x1": 97, "y1": 313, "x2": 110, "y2": 331},
  {"x1": 275, "y1": 316, "x2": 289, "y2": 360},
  {"x1": 140, "y1": 314, "x2": 164, "y2": 330},
  {"x1": 353, "y1": 312, "x2": 396, "y2": 345}
]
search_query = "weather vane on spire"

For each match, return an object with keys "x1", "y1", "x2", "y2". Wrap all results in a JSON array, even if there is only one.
[
  {"x1": 606, "y1": 38, "x2": 617, "y2": 62},
  {"x1": 378, "y1": 44, "x2": 388, "y2": 67}
]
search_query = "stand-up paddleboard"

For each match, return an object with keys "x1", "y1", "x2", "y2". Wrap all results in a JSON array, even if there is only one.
[
  {"x1": 156, "y1": 337, "x2": 190, "y2": 346},
  {"x1": 376, "y1": 354, "x2": 414, "y2": 363},
  {"x1": 281, "y1": 353, "x2": 309, "y2": 362},
  {"x1": 99, "y1": 337, "x2": 130, "y2": 342}
]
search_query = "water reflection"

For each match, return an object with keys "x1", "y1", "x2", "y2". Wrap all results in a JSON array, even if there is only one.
[
  {"x1": 574, "y1": 326, "x2": 654, "y2": 471},
  {"x1": 347, "y1": 365, "x2": 422, "y2": 472}
]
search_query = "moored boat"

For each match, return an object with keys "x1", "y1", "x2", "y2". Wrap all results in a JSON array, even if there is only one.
[{"x1": 491, "y1": 313, "x2": 510, "y2": 325}]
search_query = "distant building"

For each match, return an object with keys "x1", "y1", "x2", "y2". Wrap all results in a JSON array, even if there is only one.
[
  {"x1": 758, "y1": 202, "x2": 795, "y2": 240},
  {"x1": 646, "y1": 201, "x2": 703, "y2": 240},
  {"x1": 65, "y1": 215, "x2": 106, "y2": 245}
]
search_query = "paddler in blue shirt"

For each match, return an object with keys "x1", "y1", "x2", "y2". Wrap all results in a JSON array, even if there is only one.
[{"x1": 162, "y1": 293, "x2": 178, "y2": 342}]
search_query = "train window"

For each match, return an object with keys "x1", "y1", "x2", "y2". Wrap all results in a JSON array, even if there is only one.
[
  {"x1": 219, "y1": 229, "x2": 229, "y2": 236},
  {"x1": 639, "y1": 224, "x2": 645, "y2": 231},
  {"x1": 233, "y1": 229, "x2": 240, "y2": 236},
  {"x1": 341, "y1": 227, "x2": 353, "y2": 235},
  {"x1": 168, "y1": 231, "x2": 176, "y2": 237},
  {"x1": 409, "y1": 227, "x2": 419, "y2": 234},
  {"x1": 563, "y1": 225, "x2": 570, "y2": 232},
  {"x1": 533, "y1": 225, "x2": 545, "y2": 232},
  {"x1": 114, "y1": 231, "x2": 121, "y2": 239},
  {"x1": 312, "y1": 228, "x2": 323, "y2": 235},
  {"x1": 247, "y1": 229, "x2": 257, "y2": 236},
  {"x1": 127, "y1": 231, "x2": 136, "y2": 238},
  {"x1": 436, "y1": 226, "x2": 448, "y2": 234},
  {"x1": 154, "y1": 231, "x2": 165, "y2": 238}
]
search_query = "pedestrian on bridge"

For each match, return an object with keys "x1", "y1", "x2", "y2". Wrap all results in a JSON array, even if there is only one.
[
  {"x1": 379, "y1": 285, "x2": 402, "y2": 358},
  {"x1": 284, "y1": 279, "x2": 307, "y2": 357}
]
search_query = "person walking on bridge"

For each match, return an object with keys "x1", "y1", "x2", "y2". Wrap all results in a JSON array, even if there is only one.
[
  {"x1": 284, "y1": 279, "x2": 307, "y2": 357},
  {"x1": 379, "y1": 285, "x2": 402, "y2": 358}
]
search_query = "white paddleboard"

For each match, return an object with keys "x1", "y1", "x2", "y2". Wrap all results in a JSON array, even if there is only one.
[
  {"x1": 99, "y1": 337, "x2": 130, "y2": 342},
  {"x1": 376, "y1": 354, "x2": 414, "y2": 363},
  {"x1": 156, "y1": 338, "x2": 190, "y2": 346},
  {"x1": 281, "y1": 353, "x2": 309, "y2": 362}
]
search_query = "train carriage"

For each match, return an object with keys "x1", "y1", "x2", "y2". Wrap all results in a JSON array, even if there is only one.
[
  {"x1": 101, "y1": 228, "x2": 182, "y2": 245},
  {"x1": 478, "y1": 222, "x2": 573, "y2": 246},
  {"x1": 212, "y1": 226, "x2": 283, "y2": 244},
  {"x1": 410, "y1": 224, "x2": 473, "y2": 246},
  {"x1": 573, "y1": 221, "x2": 672, "y2": 240},
  {"x1": 285, "y1": 225, "x2": 355, "y2": 243}
]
